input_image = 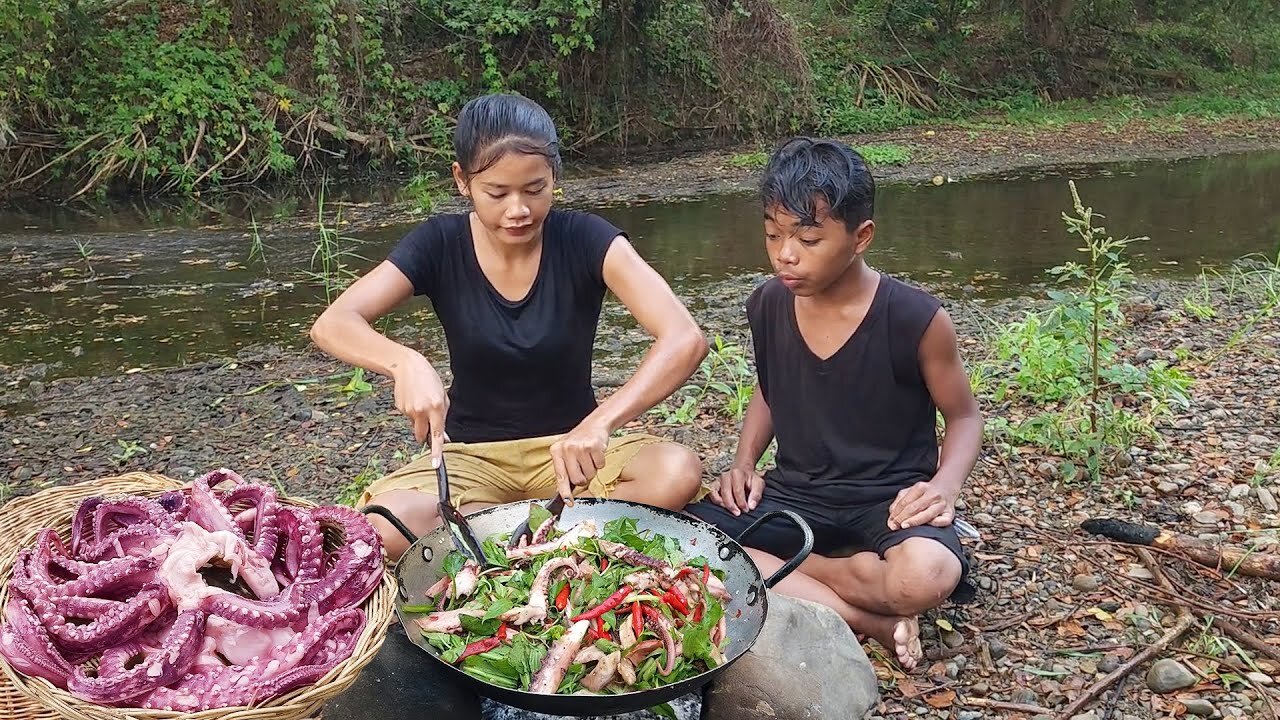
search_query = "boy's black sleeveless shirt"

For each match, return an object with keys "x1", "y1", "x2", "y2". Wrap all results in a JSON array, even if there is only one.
[
  {"x1": 748, "y1": 274, "x2": 943, "y2": 506},
  {"x1": 386, "y1": 210, "x2": 623, "y2": 443}
]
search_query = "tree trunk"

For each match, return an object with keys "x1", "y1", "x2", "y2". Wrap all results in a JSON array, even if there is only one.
[{"x1": 1019, "y1": 0, "x2": 1078, "y2": 50}]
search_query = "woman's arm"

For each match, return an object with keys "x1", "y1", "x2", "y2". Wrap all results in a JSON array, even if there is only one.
[
  {"x1": 310, "y1": 261, "x2": 451, "y2": 458},
  {"x1": 583, "y1": 237, "x2": 709, "y2": 433}
]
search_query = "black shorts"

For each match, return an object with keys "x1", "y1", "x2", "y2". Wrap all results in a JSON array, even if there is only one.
[{"x1": 686, "y1": 492, "x2": 976, "y2": 605}]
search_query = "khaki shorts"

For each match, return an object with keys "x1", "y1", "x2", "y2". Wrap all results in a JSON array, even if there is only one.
[{"x1": 358, "y1": 432, "x2": 667, "y2": 508}]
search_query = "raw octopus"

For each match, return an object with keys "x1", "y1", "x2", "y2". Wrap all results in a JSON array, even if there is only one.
[{"x1": 0, "y1": 469, "x2": 384, "y2": 711}]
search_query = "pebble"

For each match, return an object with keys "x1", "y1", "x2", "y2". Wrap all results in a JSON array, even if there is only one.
[
  {"x1": 1136, "y1": 347, "x2": 1158, "y2": 363},
  {"x1": 1038, "y1": 461, "x2": 1059, "y2": 479},
  {"x1": 1012, "y1": 688, "x2": 1038, "y2": 705},
  {"x1": 1194, "y1": 510, "x2": 1222, "y2": 525},
  {"x1": 941, "y1": 630, "x2": 964, "y2": 649},
  {"x1": 969, "y1": 682, "x2": 989, "y2": 697},
  {"x1": 1230, "y1": 484, "x2": 1252, "y2": 499},
  {"x1": 1249, "y1": 434, "x2": 1272, "y2": 447},
  {"x1": 1071, "y1": 713, "x2": 1098, "y2": 720},
  {"x1": 988, "y1": 635, "x2": 1008, "y2": 661},
  {"x1": 958, "y1": 712, "x2": 983, "y2": 720},
  {"x1": 11, "y1": 466, "x2": 32, "y2": 481},
  {"x1": 1157, "y1": 480, "x2": 1180, "y2": 494},
  {"x1": 310, "y1": 410, "x2": 330, "y2": 423},
  {"x1": 1211, "y1": 408, "x2": 1229, "y2": 419},
  {"x1": 1079, "y1": 659, "x2": 1098, "y2": 675},
  {"x1": 1226, "y1": 501, "x2": 1247, "y2": 517},
  {"x1": 1167, "y1": 463, "x2": 1191, "y2": 472},
  {"x1": 974, "y1": 512, "x2": 995, "y2": 524},
  {"x1": 945, "y1": 661, "x2": 959, "y2": 678},
  {"x1": 1071, "y1": 573, "x2": 1100, "y2": 592},
  {"x1": 1181, "y1": 698, "x2": 1216, "y2": 716},
  {"x1": 1259, "y1": 487, "x2": 1278, "y2": 513},
  {"x1": 1246, "y1": 671, "x2": 1274, "y2": 686},
  {"x1": 1147, "y1": 658, "x2": 1197, "y2": 693}
]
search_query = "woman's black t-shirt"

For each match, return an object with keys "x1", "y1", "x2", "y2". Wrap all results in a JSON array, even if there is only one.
[{"x1": 386, "y1": 210, "x2": 624, "y2": 443}]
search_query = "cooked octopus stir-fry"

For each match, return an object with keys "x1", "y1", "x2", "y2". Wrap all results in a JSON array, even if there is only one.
[{"x1": 411, "y1": 513, "x2": 732, "y2": 695}]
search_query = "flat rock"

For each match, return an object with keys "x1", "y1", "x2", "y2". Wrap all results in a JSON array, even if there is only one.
[
  {"x1": 702, "y1": 592, "x2": 878, "y2": 720},
  {"x1": 1258, "y1": 488, "x2": 1278, "y2": 513},
  {"x1": 1147, "y1": 658, "x2": 1197, "y2": 693},
  {"x1": 1181, "y1": 698, "x2": 1216, "y2": 716}
]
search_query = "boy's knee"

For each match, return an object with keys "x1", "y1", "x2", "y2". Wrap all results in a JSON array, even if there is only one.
[{"x1": 884, "y1": 537, "x2": 962, "y2": 614}]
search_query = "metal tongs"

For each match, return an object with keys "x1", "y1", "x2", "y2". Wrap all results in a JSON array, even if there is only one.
[
  {"x1": 506, "y1": 493, "x2": 567, "y2": 550},
  {"x1": 434, "y1": 454, "x2": 491, "y2": 567}
]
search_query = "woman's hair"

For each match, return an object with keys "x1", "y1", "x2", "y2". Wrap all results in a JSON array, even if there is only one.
[{"x1": 453, "y1": 93, "x2": 563, "y2": 180}]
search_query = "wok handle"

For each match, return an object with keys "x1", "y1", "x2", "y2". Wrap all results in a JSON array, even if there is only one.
[
  {"x1": 736, "y1": 510, "x2": 814, "y2": 589},
  {"x1": 360, "y1": 505, "x2": 419, "y2": 545}
]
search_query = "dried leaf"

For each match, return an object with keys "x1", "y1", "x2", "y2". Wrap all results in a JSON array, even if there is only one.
[
  {"x1": 924, "y1": 689, "x2": 956, "y2": 709},
  {"x1": 1086, "y1": 607, "x2": 1115, "y2": 622}
]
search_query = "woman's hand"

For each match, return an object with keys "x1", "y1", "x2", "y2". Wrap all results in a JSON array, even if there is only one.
[
  {"x1": 549, "y1": 420, "x2": 611, "y2": 504},
  {"x1": 392, "y1": 350, "x2": 450, "y2": 464}
]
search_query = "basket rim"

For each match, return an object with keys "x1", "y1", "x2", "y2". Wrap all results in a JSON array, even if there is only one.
[{"x1": 0, "y1": 472, "x2": 396, "y2": 720}]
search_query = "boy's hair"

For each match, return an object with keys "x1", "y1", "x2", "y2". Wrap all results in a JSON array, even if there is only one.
[
  {"x1": 453, "y1": 93, "x2": 563, "y2": 180},
  {"x1": 760, "y1": 137, "x2": 874, "y2": 229}
]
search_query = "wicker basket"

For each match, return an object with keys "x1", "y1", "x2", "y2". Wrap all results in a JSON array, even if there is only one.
[{"x1": 0, "y1": 472, "x2": 397, "y2": 720}]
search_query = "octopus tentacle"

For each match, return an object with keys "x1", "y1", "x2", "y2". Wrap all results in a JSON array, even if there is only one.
[
  {"x1": 0, "y1": 596, "x2": 73, "y2": 687},
  {"x1": 188, "y1": 469, "x2": 244, "y2": 536},
  {"x1": 220, "y1": 484, "x2": 279, "y2": 559},
  {"x1": 66, "y1": 609, "x2": 207, "y2": 705},
  {"x1": 29, "y1": 583, "x2": 169, "y2": 653},
  {"x1": 70, "y1": 497, "x2": 104, "y2": 556},
  {"x1": 302, "y1": 507, "x2": 382, "y2": 612},
  {"x1": 200, "y1": 581, "x2": 314, "y2": 627},
  {"x1": 94, "y1": 498, "x2": 175, "y2": 540},
  {"x1": 271, "y1": 507, "x2": 324, "y2": 585},
  {"x1": 140, "y1": 608, "x2": 365, "y2": 711}
]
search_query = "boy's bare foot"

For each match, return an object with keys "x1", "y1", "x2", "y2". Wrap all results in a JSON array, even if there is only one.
[{"x1": 859, "y1": 614, "x2": 923, "y2": 670}]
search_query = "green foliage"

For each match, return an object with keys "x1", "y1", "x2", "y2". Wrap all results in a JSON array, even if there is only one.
[
  {"x1": 651, "y1": 335, "x2": 755, "y2": 426},
  {"x1": 857, "y1": 143, "x2": 913, "y2": 166},
  {"x1": 976, "y1": 182, "x2": 1193, "y2": 482}
]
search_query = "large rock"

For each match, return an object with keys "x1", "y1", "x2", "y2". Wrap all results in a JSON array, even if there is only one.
[{"x1": 702, "y1": 592, "x2": 879, "y2": 720}]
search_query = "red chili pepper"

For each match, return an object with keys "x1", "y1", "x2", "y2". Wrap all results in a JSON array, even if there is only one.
[
  {"x1": 595, "y1": 615, "x2": 608, "y2": 641},
  {"x1": 631, "y1": 601, "x2": 642, "y2": 638},
  {"x1": 554, "y1": 582, "x2": 570, "y2": 611},
  {"x1": 662, "y1": 589, "x2": 691, "y2": 616},
  {"x1": 600, "y1": 557, "x2": 609, "y2": 572},
  {"x1": 496, "y1": 623, "x2": 510, "y2": 641},
  {"x1": 692, "y1": 602, "x2": 704, "y2": 623},
  {"x1": 569, "y1": 586, "x2": 634, "y2": 622},
  {"x1": 676, "y1": 567, "x2": 696, "y2": 580},
  {"x1": 454, "y1": 637, "x2": 502, "y2": 664},
  {"x1": 703, "y1": 564, "x2": 710, "y2": 585}
]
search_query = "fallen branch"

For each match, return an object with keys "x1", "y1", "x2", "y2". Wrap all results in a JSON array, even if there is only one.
[
  {"x1": 1081, "y1": 517, "x2": 1280, "y2": 581},
  {"x1": 964, "y1": 696, "x2": 1054, "y2": 715},
  {"x1": 1211, "y1": 617, "x2": 1280, "y2": 666}
]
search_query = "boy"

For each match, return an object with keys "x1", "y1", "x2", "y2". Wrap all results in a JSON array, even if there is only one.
[{"x1": 685, "y1": 137, "x2": 982, "y2": 669}]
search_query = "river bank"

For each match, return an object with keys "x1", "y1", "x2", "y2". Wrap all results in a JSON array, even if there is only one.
[{"x1": 3, "y1": 271, "x2": 1279, "y2": 718}]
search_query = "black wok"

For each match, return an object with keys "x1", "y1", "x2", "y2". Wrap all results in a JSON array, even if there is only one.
[{"x1": 361, "y1": 498, "x2": 813, "y2": 717}]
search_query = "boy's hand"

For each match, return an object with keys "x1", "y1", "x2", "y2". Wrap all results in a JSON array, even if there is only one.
[
  {"x1": 888, "y1": 481, "x2": 955, "y2": 530},
  {"x1": 710, "y1": 467, "x2": 764, "y2": 517}
]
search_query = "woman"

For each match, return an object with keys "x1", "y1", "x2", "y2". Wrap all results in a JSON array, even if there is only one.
[{"x1": 310, "y1": 93, "x2": 709, "y2": 560}]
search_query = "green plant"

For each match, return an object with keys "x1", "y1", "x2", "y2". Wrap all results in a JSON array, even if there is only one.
[
  {"x1": 407, "y1": 170, "x2": 450, "y2": 214},
  {"x1": 976, "y1": 181, "x2": 1193, "y2": 482},
  {"x1": 336, "y1": 456, "x2": 384, "y2": 508},
  {"x1": 728, "y1": 151, "x2": 768, "y2": 168},
  {"x1": 303, "y1": 183, "x2": 369, "y2": 303},
  {"x1": 856, "y1": 143, "x2": 913, "y2": 166},
  {"x1": 247, "y1": 214, "x2": 270, "y2": 275},
  {"x1": 74, "y1": 239, "x2": 95, "y2": 276},
  {"x1": 112, "y1": 439, "x2": 148, "y2": 466},
  {"x1": 340, "y1": 367, "x2": 374, "y2": 398},
  {"x1": 651, "y1": 335, "x2": 756, "y2": 425}
]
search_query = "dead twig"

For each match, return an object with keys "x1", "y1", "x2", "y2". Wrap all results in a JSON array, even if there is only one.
[
  {"x1": 1056, "y1": 550, "x2": 1196, "y2": 719},
  {"x1": 1211, "y1": 616, "x2": 1280, "y2": 666},
  {"x1": 964, "y1": 696, "x2": 1054, "y2": 715}
]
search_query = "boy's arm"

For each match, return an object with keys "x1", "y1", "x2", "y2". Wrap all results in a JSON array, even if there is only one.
[
  {"x1": 889, "y1": 308, "x2": 983, "y2": 530},
  {"x1": 713, "y1": 386, "x2": 775, "y2": 515}
]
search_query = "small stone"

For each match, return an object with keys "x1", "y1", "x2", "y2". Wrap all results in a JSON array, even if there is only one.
[
  {"x1": 1080, "y1": 659, "x2": 1098, "y2": 675},
  {"x1": 977, "y1": 577, "x2": 993, "y2": 591},
  {"x1": 1114, "y1": 451, "x2": 1134, "y2": 468},
  {"x1": 945, "y1": 661, "x2": 959, "y2": 678},
  {"x1": 1012, "y1": 688, "x2": 1038, "y2": 705},
  {"x1": 1248, "y1": 435, "x2": 1272, "y2": 447},
  {"x1": 958, "y1": 712, "x2": 983, "y2": 720},
  {"x1": 1136, "y1": 348, "x2": 1158, "y2": 363},
  {"x1": 1071, "y1": 713, "x2": 1098, "y2": 720},
  {"x1": 1167, "y1": 463, "x2": 1191, "y2": 472},
  {"x1": 969, "y1": 682, "x2": 989, "y2": 697},
  {"x1": 291, "y1": 407, "x2": 313, "y2": 422},
  {"x1": 1072, "y1": 574, "x2": 1099, "y2": 592},
  {"x1": 28, "y1": 380, "x2": 45, "y2": 396},
  {"x1": 1181, "y1": 698, "x2": 1216, "y2": 716},
  {"x1": 1148, "y1": 464, "x2": 1167, "y2": 475},
  {"x1": 1038, "y1": 461, "x2": 1060, "y2": 479},
  {"x1": 1157, "y1": 481, "x2": 1180, "y2": 494},
  {"x1": 11, "y1": 466, "x2": 32, "y2": 482},
  {"x1": 309, "y1": 410, "x2": 330, "y2": 423},
  {"x1": 941, "y1": 630, "x2": 964, "y2": 649},
  {"x1": 1147, "y1": 658, "x2": 1197, "y2": 693},
  {"x1": 1226, "y1": 501, "x2": 1247, "y2": 518},
  {"x1": 1195, "y1": 511, "x2": 1222, "y2": 525},
  {"x1": 1174, "y1": 418, "x2": 1195, "y2": 429},
  {"x1": 1258, "y1": 488, "x2": 1278, "y2": 513},
  {"x1": 1210, "y1": 408, "x2": 1228, "y2": 419},
  {"x1": 1127, "y1": 565, "x2": 1155, "y2": 580},
  {"x1": 987, "y1": 639, "x2": 1008, "y2": 660},
  {"x1": 1246, "y1": 671, "x2": 1274, "y2": 686},
  {"x1": 1230, "y1": 484, "x2": 1252, "y2": 499},
  {"x1": 974, "y1": 512, "x2": 995, "y2": 524}
]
